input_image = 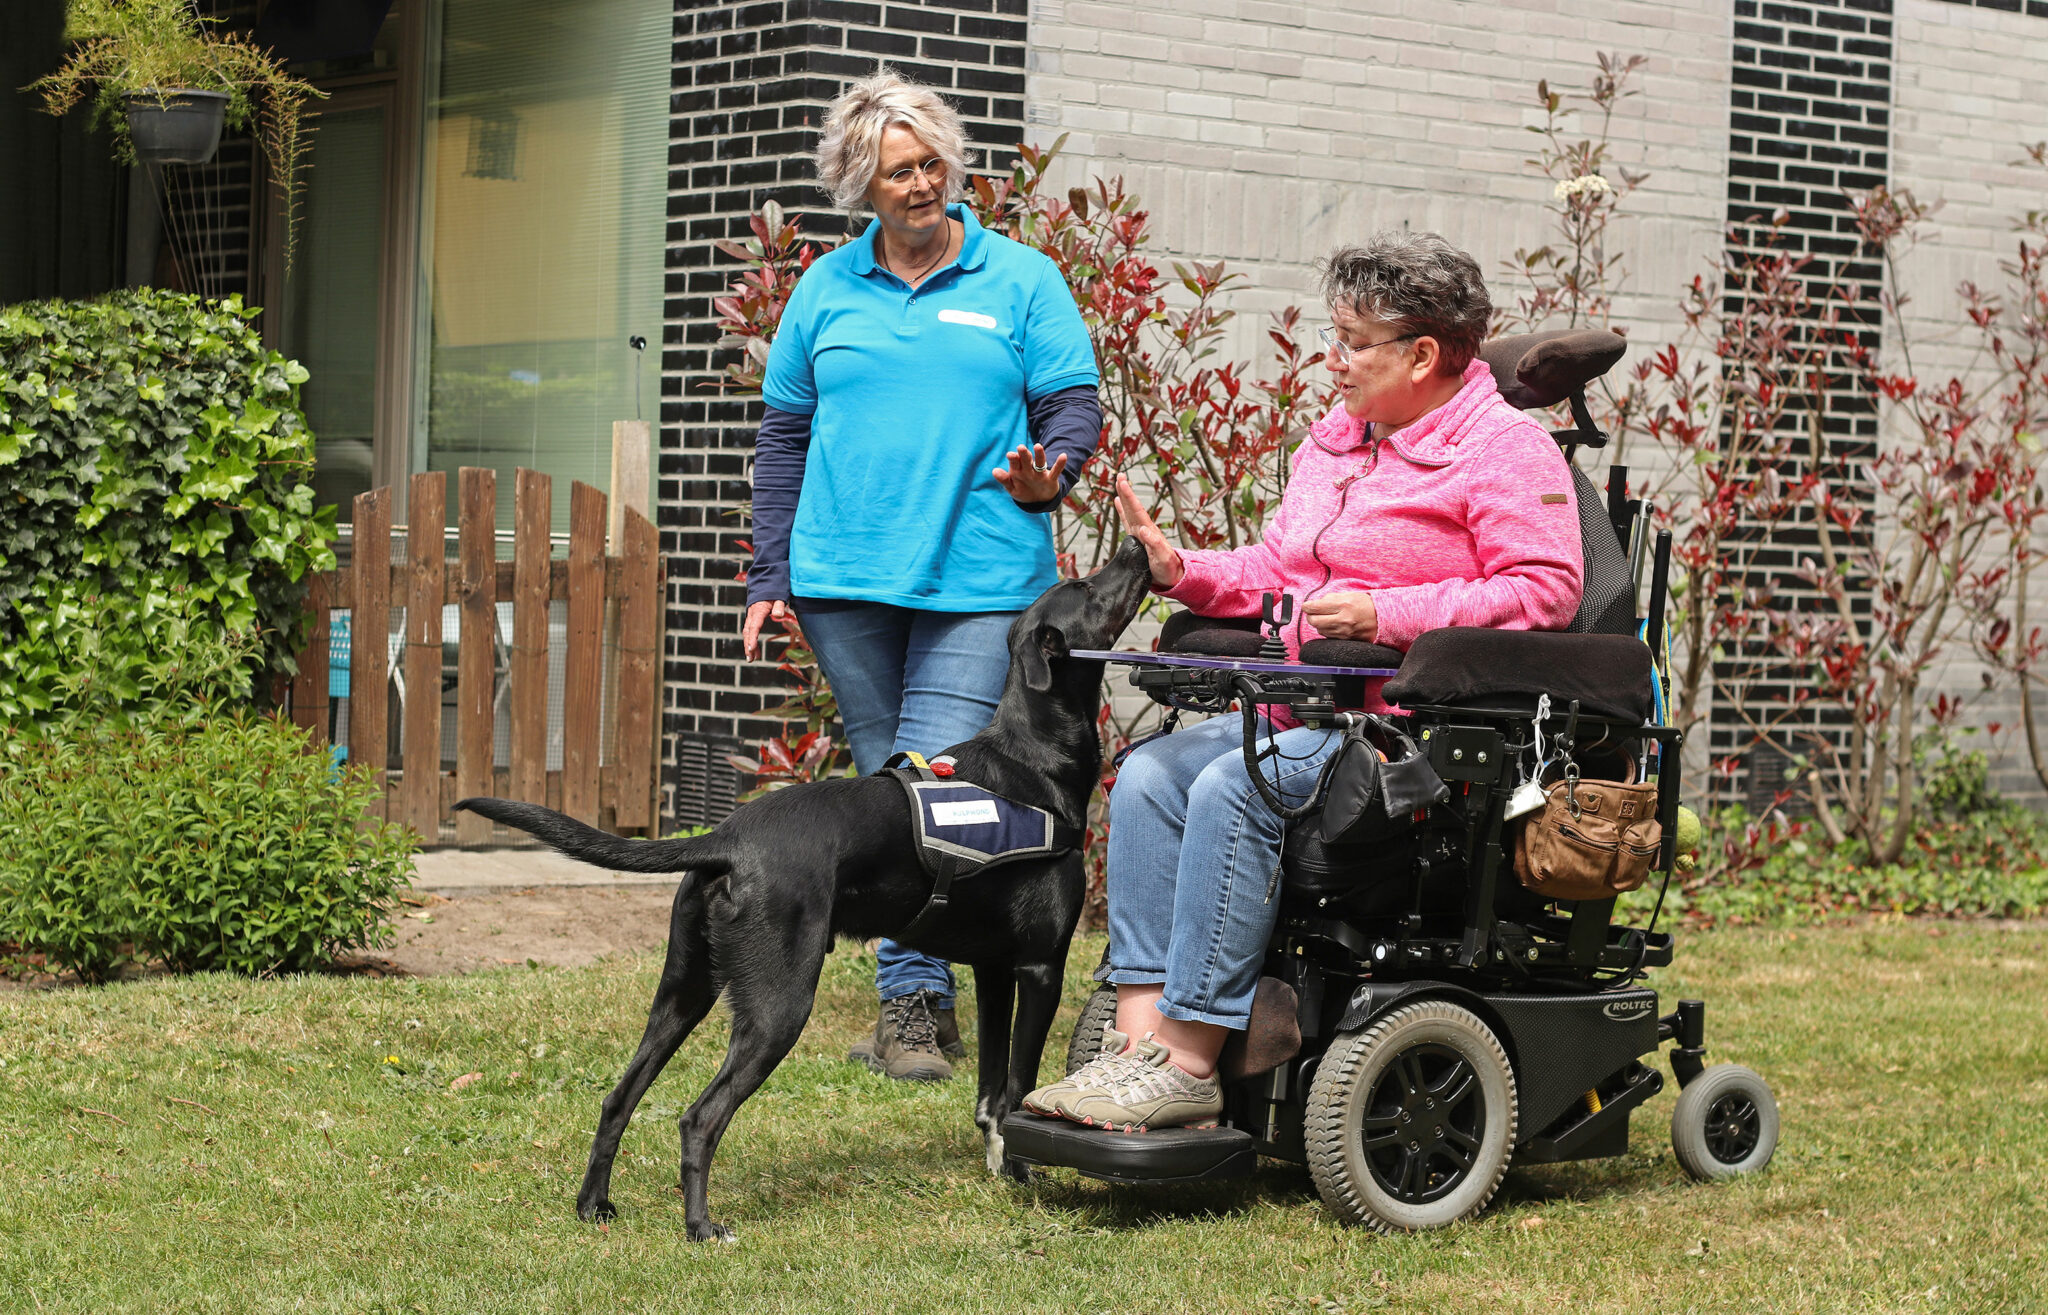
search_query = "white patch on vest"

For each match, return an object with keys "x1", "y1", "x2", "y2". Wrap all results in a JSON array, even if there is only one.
[
  {"x1": 937, "y1": 308, "x2": 999, "y2": 330},
  {"x1": 930, "y1": 799, "x2": 1001, "y2": 826}
]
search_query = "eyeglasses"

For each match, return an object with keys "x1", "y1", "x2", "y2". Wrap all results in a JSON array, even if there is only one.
[
  {"x1": 1318, "y1": 325, "x2": 1416, "y2": 366},
  {"x1": 885, "y1": 156, "x2": 948, "y2": 187}
]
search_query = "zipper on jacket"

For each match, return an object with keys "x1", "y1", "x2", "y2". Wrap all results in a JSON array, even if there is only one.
[{"x1": 1298, "y1": 446, "x2": 1368, "y2": 650}]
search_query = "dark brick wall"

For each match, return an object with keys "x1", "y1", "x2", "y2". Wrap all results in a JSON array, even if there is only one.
[
  {"x1": 658, "y1": 0, "x2": 1027, "y2": 828},
  {"x1": 1716, "y1": 0, "x2": 1893, "y2": 808}
]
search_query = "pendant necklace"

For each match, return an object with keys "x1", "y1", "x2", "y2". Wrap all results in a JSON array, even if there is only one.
[{"x1": 891, "y1": 225, "x2": 953, "y2": 287}]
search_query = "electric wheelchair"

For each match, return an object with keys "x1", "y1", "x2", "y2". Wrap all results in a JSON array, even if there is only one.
[{"x1": 1000, "y1": 328, "x2": 1781, "y2": 1232}]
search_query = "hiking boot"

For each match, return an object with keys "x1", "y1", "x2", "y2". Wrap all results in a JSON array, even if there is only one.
[
  {"x1": 1022, "y1": 1027, "x2": 1149, "y2": 1118},
  {"x1": 849, "y1": 996, "x2": 966, "y2": 1066},
  {"x1": 853, "y1": 990, "x2": 954, "y2": 1082},
  {"x1": 1064, "y1": 1036, "x2": 1225, "y2": 1132}
]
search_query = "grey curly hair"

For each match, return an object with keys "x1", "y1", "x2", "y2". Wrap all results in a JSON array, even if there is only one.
[
  {"x1": 814, "y1": 68, "x2": 969, "y2": 211},
  {"x1": 1316, "y1": 232, "x2": 1493, "y2": 375}
]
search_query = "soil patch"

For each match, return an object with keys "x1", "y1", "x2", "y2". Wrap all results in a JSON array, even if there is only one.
[
  {"x1": 345, "y1": 885, "x2": 676, "y2": 977},
  {"x1": 1, "y1": 884, "x2": 676, "y2": 989}
]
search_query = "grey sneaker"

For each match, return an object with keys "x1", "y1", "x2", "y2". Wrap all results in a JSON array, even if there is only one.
[
  {"x1": 855, "y1": 990, "x2": 953, "y2": 1082},
  {"x1": 1022, "y1": 1027, "x2": 1148, "y2": 1117},
  {"x1": 851, "y1": 997, "x2": 965, "y2": 1064},
  {"x1": 1065, "y1": 1036, "x2": 1225, "y2": 1132}
]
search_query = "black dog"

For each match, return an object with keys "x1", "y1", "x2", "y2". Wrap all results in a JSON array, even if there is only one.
[{"x1": 455, "y1": 536, "x2": 1152, "y2": 1241}]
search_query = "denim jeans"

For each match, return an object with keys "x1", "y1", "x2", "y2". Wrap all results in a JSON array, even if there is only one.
[
  {"x1": 797, "y1": 602, "x2": 1018, "y2": 1007},
  {"x1": 1103, "y1": 713, "x2": 1343, "y2": 1029}
]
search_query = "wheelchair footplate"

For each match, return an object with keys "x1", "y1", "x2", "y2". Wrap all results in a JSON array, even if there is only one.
[{"x1": 1001, "y1": 1113, "x2": 1257, "y2": 1185}]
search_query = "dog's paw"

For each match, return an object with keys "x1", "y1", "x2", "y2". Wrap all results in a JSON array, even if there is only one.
[
  {"x1": 577, "y1": 1197, "x2": 617, "y2": 1224},
  {"x1": 996, "y1": 1154, "x2": 1038, "y2": 1184},
  {"x1": 687, "y1": 1219, "x2": 737, "y2": 1244}
]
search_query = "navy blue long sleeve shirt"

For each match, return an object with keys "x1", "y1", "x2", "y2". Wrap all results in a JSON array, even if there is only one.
[{"x1": 746, "y1": 384, "x2": 1103, "y2": 607}]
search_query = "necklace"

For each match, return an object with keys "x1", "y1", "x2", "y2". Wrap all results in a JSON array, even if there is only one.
[{"x1": 887, "y1": 223, "x2": 954, "y2": 287}]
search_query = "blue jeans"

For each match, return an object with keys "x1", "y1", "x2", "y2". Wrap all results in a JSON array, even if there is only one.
[
  {"x1": 798, "y1": 602, "x2": 1018, "y2": 1006},
  {"x1": 1103, "y1": 714, "x2": 1343, "y2": 1029}
]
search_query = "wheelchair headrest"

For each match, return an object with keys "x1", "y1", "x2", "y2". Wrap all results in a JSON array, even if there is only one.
[{"x1": 1476, "y1": 329, "x2": 1628, "y2": 410}]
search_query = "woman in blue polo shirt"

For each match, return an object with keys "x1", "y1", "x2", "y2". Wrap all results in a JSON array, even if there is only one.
[{"x1": 741, "y1": 69, "x2": 1102, "y2": 1083}]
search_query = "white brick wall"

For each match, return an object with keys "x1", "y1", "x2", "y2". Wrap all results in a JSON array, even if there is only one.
[
  {"x1": 1890, "y1": 1, "x2": 2048, "y2": 368},
  {"x1": 1887, "y1": 0, "x2": 2048, "y2": 804},
  {"x1": 1027, "y1": 0, "x2": 1734, "y2": 366}
]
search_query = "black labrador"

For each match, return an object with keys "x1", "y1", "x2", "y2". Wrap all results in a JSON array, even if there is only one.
[{"x1": 454, "y1": 535, "x2": 1153, "y2": 1241}]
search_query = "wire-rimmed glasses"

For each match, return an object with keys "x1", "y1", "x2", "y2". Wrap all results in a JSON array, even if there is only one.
[{"x1": 1318, "y1": 326, "x2": 1416, "y2": 366}]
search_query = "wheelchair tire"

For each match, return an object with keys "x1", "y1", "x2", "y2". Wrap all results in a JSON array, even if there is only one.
[
  {"x1": 1305, "y1": 1000, "x2": 1517, "y2": 1233},
  {"x1": 1671, "y1": 1064, "x2": 1778, "y2": 1181},
  {"x1": 1063, "y1": 985, "x2": 1120, "y2": 1077}
]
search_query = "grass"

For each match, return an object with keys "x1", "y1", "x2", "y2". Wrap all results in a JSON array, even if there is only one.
[{"x1": 3, "y1": 924, "x2": 2045, "y2": 1314}]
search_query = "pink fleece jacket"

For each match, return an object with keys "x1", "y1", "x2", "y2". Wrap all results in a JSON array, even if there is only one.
[{"x1": 1163, "y1": 358, "x2": 1583, "y2": 715}]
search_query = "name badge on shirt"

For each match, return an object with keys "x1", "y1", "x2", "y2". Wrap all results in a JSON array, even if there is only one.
[
  {"x1": 930, "y1": 800, "x2": 1002, "y2": 826},
  {"x1": 937, "y1": 308, "x2": 999, "y2": 330}
]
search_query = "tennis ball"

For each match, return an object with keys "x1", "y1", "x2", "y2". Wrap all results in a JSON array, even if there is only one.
[{"x1": 1674, "y1": 804, "x2": 1702, "y2": 859}]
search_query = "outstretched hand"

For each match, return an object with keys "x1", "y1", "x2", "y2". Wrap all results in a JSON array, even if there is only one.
[
  {"x1": 1114, "y1": 474, "x2": 1184, "y2": 588},
  {"x1": 994, "y1": 443, "x2": 1068, "y2": 505}
]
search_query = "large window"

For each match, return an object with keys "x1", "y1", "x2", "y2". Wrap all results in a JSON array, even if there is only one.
[
  {"x1": 420, "y1": 0, "x2": 668, "y2": 530},
  {"x1": 280, "y1": 96, "x2": 389, "y2": 517}
]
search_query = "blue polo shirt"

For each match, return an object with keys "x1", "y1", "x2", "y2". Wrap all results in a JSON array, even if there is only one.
[{"x1": 762, "y1": 205, "x2": 1099, "y2": 611}]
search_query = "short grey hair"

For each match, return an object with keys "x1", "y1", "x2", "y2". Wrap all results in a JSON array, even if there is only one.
[
  {"x1": 1316, "y1": 232, "x2": 1492, "y2": 375},
  {"x1": 814, "y1": 68, "x2": 969, "y2": 211}
]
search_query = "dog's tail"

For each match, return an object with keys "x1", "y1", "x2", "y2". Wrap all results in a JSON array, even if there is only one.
[{"x1": 453, "y1": 797, "x2": 731, "y2": 876}]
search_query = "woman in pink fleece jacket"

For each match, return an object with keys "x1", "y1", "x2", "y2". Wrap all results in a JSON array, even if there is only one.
[{"x1": 1024, "y1": 232, "x2": 1583, "y2": 1133}]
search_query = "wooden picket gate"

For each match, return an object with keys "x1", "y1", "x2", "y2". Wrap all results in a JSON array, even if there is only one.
[{"x1": 282, "y1": 466, "x2": 664, "y2": 845}]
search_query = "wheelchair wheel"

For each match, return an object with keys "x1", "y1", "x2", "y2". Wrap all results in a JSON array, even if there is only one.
[
  {"x1": 1305, "y1": 1000, "x2": 1517, "y2": 1232},
  {"x1": 1671, "y1": 1064, "x2": 1778, "y2": 1181},
  {"x1": 1063, "y1": 985, "x2": 1119, "y2": 1077}
]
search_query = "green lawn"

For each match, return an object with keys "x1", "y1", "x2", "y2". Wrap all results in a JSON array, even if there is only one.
[{"x1": 3, "y1": 923, "x2": 2044, "y2": 1314}]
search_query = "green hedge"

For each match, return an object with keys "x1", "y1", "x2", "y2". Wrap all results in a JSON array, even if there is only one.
[
  {"x1": 0, "y1": 710, "x2": 416, "y2": 982},
  {"x1": 0, "y1": 288, "x2": 335, "y2": 723}
]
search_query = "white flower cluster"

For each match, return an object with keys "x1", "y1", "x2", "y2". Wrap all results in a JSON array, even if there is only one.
[{"x1": 1554, "y1": 174, "x2": 1615, "y2": 201}]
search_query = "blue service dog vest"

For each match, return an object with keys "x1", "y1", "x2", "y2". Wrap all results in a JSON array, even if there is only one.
[{"x1": 878, "y1": 753, "x2": 1085, "y2": 940}]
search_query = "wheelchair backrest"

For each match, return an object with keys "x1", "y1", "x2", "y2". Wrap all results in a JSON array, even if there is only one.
[
  {"x1": 1569, "y1": 464, "x2": 1636, "y2": 636},
  {"x1": 1473, "y1": 328, "x2": 1638, "y2": 639}
]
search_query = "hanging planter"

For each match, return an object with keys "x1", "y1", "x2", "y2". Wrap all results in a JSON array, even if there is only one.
[
  {"x1": 123, "y1": 88, "x2": 229, "y2": 165},
  {"x1": 30, "y1": 0, "x2": 325, "y2": 265}
]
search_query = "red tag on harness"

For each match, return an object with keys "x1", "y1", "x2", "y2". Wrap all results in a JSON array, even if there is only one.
[{"x1": 929, "y1": 756, "x2": 957, "y2": 777}]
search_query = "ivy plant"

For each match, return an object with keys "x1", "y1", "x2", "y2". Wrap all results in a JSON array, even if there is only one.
[{"x1": 0, "y1": 288, "x2": 336, "y2": 725}]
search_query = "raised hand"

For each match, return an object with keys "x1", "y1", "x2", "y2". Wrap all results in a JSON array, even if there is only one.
[
  {"x1": 993, "y1": 443, "x2": 1068, "y2": 505},
  {"x1": 1114, "y1": 474, "x2": 1184, "y2": 588}
]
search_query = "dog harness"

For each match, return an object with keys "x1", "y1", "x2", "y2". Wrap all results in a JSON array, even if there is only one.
[{"x1": 878, "y1": 752, "x2": 1086, "y2": 941}]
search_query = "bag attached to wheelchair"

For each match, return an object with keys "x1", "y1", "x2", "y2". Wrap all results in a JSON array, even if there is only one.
[
  {"x1": 1512, "y1": 774, "x2": 1662, "y2": 901},
  {"x1": 1316, "y1": 716, "x2": 1451, "y2": 846}
]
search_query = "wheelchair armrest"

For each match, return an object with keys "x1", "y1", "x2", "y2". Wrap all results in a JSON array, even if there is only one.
[
  {"x1": 1382, "y1": 628, "x2": 1654, "y2": 724},
  {"x1": 1299, "y1": 637, "x2": 1406, "y2": 669}
]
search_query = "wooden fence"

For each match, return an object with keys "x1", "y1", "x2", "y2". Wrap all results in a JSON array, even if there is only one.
[{"x1": 281, "y1": 465, "x2": 664, "y2": 846}]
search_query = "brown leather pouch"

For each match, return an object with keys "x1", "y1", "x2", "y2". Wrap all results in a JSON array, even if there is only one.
[{"x1": 1512, "y1": 777, "x2": 1663, "y2": 901}]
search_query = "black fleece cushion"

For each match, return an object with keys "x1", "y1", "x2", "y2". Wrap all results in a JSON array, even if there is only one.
[
  {"x1": 1299, "y1": 638, "x2": 1406, "y2": 668},
  {"x1": 1382, "y1": 627, "x2": 1653, "y2": 722},
  {"x1": 1159, "y1": 610, "x2": 1266, "y2": 657},
  {"x1": 1477, "y1": 329, "x2": 1628, "y2": 410}
]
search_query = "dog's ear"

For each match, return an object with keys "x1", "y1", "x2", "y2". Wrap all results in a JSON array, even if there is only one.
[{"x1": 1021, "y1": 623, "x2": 1069, "y2": 692}]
